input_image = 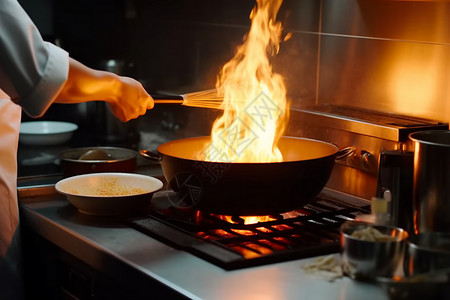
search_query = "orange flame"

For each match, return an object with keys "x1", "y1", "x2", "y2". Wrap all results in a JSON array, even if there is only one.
[
  {"x1": 216, "y1": 214, "x2": 277, "y2": 225},
  {"x1": 206, "y1": 0, "x2": 289, "y2": 163}
]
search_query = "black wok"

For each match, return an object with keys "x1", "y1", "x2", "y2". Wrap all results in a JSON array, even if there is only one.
[{"x1": 140, "y1": 136, "x2": 338, "y2": 216}]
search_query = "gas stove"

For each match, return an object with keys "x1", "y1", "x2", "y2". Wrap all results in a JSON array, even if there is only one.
[
  {"x1": 18, "y1": 106, "x2": 449, "y2": 300},
  {"x1": 126, "y1": 106, "x2": 447, "y2": 270},
  {"x1": 128, "y1": 189, "x2": 370, "y2": 270}
]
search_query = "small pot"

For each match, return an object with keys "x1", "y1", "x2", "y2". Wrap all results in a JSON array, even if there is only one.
[{"x1": 59, "y1": 147, "x2": 137, "y2": 177}]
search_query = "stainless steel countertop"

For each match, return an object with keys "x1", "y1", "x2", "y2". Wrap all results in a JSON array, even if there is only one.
[{"x1": 18, "y1": 181, "x2": 388, "y2": 300}]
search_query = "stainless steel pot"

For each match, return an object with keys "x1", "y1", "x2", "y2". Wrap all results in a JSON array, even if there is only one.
[{"x1": 409, "y1": 130, "x2": 450, "y2": 233}]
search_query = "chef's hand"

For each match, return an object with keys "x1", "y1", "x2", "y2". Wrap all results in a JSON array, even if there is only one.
[
  {"x1": 55, "y1": 58, "x2": 154, "y2": 122},
  {"x1": 107, "y1": 75, "x2": 154, "y2": 122}
]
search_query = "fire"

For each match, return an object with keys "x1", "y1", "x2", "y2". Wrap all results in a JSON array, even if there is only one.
[
  {"x1": 206, "y1": 0, "x2": 289, "y2": 163},
  {"x1": 215, "y1": 214, "x2": 277, "y2": 225}
]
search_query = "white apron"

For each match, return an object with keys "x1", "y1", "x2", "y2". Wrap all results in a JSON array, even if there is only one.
[
  {"x1": 0, "y1": 92, "x2": 23, "y2": 299},
  {"x1": 0, "y1": 1, "x2": 69, "y2": 299}
]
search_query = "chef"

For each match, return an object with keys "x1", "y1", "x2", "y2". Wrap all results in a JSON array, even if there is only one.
[{"x1": 0, "y1": 0, "x2": 154, "y2": 298}]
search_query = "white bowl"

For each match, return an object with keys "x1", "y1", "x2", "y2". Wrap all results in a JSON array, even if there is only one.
[
  {"x1": 55, "y1": 172, "x2": 163, "y2": 216},
  {"x1": 19, "y1": 121, "x2": 78, "y2": 145}
]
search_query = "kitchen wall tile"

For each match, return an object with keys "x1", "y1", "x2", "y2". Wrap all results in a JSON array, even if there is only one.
[
  {"x1": 276, "y1": 0, "x2": 321, "y2": 107},
  {"x1": 273, "y1": 32, "x2": 319, "y2": 107},
  {"x1": 322, "y1": 0, "x2": 450, "y2": 44},
  {"x1": 318, "y1": 34, "x2": 450, "y2": 121},
  {"x1": 28, "y1": 0, "x2": 450, "y2": 129},
  {"x1": 181, "y1": 0, "x2": 254, "y2": 25},
  {"x1": 281, "y1": 0, "x2": 321, "y2": 33}
]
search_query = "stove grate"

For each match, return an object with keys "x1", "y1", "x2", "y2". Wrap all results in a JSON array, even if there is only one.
[{"x1": 127, "y1": 192, "x2": 370, "y2": 270}]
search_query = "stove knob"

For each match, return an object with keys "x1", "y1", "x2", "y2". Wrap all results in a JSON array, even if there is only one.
[{"x1": 361, "y1": 150, "x2": 375, "y2": 172}]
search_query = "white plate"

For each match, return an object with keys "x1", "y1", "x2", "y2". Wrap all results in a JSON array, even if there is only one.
[
  {"x1": 19, "y1": 121, "x2": 78, "y2": 145},
  {"x1": 55, "y1": 172, "x2": 163, "y2": 216}
]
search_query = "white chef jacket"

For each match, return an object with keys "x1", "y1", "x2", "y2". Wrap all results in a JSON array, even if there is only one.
[{"x1": 0, "y1": 0, "x2": 69, "y2": 298}]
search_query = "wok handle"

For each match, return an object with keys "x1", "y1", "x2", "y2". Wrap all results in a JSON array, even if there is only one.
[
  {"x1": 139, "y1": 150, "x2": 161, "y2": 162},
  {"x1": 336, "y1": 146, "x2": 356, "y2": 162},
  {"x1": 152, "y1": 94, "x2": 184, "y2": 105}
]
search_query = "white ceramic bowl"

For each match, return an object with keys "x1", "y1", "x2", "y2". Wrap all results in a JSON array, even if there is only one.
[
  {"x1": 55, "y1": 172, "x2": 163, "y2": 216},
  {"x1": 19, "y1": 121, "x2": 78, "y2": 145}
]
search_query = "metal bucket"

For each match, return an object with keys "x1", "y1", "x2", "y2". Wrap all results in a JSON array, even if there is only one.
[{"x1": 409, "y1": 130, "x2": 450, "y2": 233}]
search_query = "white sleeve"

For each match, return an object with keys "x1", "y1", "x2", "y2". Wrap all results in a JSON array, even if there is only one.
[{"x1": 0, "y1": 0, "x2": 69, "y2": 117}]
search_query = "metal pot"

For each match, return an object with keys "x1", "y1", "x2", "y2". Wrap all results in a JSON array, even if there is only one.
[
  {"x1": 60, "y1": 146, "x2": 137, "y2": 177},
  {"x1": 140, "y1": 136, "x2": 338, "y2": 215},
  {"x1": 409, "y1": 130, "x2": 450, "y2": 233},
  {"x1": 340, "y1": 221, "x2": 408, "y2": 280},
  {"x1": 405, "y1": 232, "x2": 450, "y2": 276}
]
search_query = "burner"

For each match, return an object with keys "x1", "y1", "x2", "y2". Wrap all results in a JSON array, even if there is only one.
[{"x1": 127, "y1": 191, "x2": 370, "y2": 270}]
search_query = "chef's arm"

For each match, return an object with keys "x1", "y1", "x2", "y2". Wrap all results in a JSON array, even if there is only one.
[
  {"x1": 54, "y1": 58, "x2": 154, "y2": 122},
  {"x1": 0, "y1": 0, "x2": 153, "y2": 121}
]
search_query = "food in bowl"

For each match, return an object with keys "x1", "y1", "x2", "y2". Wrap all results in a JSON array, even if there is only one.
[
  {"x1": 340, "y1": 221, "x2": 408, "y2": 280},
  {"x1": 350, "y1": 226, "x2": 397, "y2": 242},
  {"x1": 66, "y1": 177, "x2": 148, "y2": 196},
  {"x1": 55, "y1": 172, "x2": 163, "y2": 216}
]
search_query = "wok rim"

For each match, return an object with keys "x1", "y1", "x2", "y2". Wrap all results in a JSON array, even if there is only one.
[{"x1": 156, "y1": 136, "x2": 339, "y2": 164}]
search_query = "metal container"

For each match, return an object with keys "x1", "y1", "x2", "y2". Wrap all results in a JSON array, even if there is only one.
[
  {"x1": 59, "y1": 147, "x2": 137, "y2": 177},
  {"x1": 409, "y1": 130, "x2": 450, "y2": 233},
  {"x1": 340, "y1": 221, "x2": 408, "y2": 281},
  {"x1": 376, "y1": 150, "x2": 414, "y2": 233},
  {"x1": 405, "y1": 232, "x2": 450, "y2": 276}
]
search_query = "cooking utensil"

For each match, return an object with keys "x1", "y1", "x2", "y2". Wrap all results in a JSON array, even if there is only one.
[
  {"x1": 340, "y1": 221, "x2": 408, "y2": 281},
  {"x1": 55, "y1": 172, "x2": 163, "y2": 216},
  {"x1": 405, "y1": 232, "x2": 450, "y2": 276},
  {"x1": 140, "y1": 136, "x2": 338, "y2": 215},
  {"x1": 59, "y1": 147, "x2": 137, "y2": 177},
  {"x1": 152, "y1": 89, "x2": 224, "y2": 109},
  {"x1": 409, "y1": 130, "x2": 450, "y2": 233},
  {"x1": 19, "y1": 121, "x2": 78, "y2": 146}
]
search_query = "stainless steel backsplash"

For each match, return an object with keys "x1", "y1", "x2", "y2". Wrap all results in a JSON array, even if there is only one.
[
  {"x1": 24, "y1": 0, "x2": 450, "y2": 139},
  {"x1": 144, "y1": 0, "x2": 450, "y2": 133},
  {"x1": 317, "y1": 0, "x2": 450, "y2": 123}
]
